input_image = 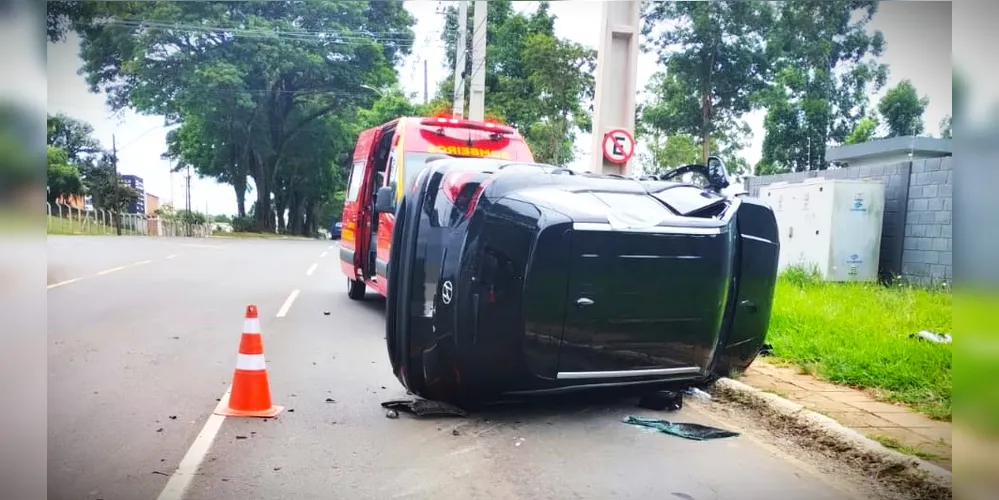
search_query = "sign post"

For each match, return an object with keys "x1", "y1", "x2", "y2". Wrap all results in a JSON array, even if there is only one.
[
  {"x1": 601, "y1": 128, "x2": 636, "y2": 166},
  {"x1": 588, "y1": 0, "x2": 641, "y2": 176}
]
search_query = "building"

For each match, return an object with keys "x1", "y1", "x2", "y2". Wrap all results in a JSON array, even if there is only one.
[
  {"x1": 826, "y1": 136, "x2": 952, "y2": 169},
  {"x1": 119, "y1": 174, "x2": 145, "y2": 214},
  {"x1": 145, "y1": 192, "x2": 160, "y2": 216}
]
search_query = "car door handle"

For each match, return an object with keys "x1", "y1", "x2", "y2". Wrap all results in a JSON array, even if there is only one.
[{"x1": 575, "y1": 297, "x2": 594, "y2": 307}]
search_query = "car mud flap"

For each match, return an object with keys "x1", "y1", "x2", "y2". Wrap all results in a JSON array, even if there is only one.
[{"x1": 380, "y1": 398, "x2": 468, "y2": 418}]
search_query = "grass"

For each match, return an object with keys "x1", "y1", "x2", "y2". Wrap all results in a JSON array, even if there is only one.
[
  {"x1": 215, "y1": 231, "x2": 318, "y2": 240},
  {"x1": 766, "y1": 267, "x2": 952, "y2": 421},
  {"x1": 47, "y1": 215, "x2": 113, "y2": 235},
  {"x1": 869, "y1": 434, "x2": 944, "y2": 462}
]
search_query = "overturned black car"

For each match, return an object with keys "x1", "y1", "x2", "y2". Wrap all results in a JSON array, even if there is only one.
[{"x1": 379, "y1": 157, "x2": 780, "y2": 405}]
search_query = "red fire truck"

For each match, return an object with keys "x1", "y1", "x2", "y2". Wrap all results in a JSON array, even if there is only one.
[{"x1": 339, "y1": 115, "x2": 535, "y2": 299}]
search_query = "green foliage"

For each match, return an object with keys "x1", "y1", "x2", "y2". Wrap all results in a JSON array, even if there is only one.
[
  {"x1": 65, "y1": 0, "x2": 416, "y2": 236},
  {"x1": 845, "y1": 116, "x2": 880, "y2": 145},
  {"x1": 939, "y1": 115, "x2": 952, "y2": 139},
  {"x1": 878, "y1": 79, "x2": 929, "y2": 137},
  {"x1": 47, "y1": 146, "x2": 85, "y2": 204},
  {"x1": 231, "y1": 215, "x2": 255, "y2": 232},
  {"x1": 758, "y1": 0, "x2": 889, "y2": 173},
  {"x1": 438, "y1": 1, "x2": 595, "y2": 165},
  {"x1": 640, "y1": 1, "x2": 773, "y2": 164}
]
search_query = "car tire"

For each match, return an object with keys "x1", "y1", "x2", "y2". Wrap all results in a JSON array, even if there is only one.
[{"x1": 347, "y1": 277, "x2": 366, "y2": 300}]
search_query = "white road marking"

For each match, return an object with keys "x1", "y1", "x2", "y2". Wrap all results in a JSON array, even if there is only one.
[
  {"x1": 276, "y1": 289, "x2": 300, "y2": 318},
  {"x1": 49, "y1": 259, "x2": 155, "y2": 289},
  {"x1": 97, "y1": 265, "x2": 128, "y2": 275},
  {"x1": 46, "y1": 278, "x2": 82, "y2": 289},
  {"x1": 306, "y1": 263, "x2": 318, "y2": 276},
  {"x1": 319, "y1": 251, "x2": 328, "y2": 258},
  {"x1": 155, "y1": 387, "x2": 232, "y2": 500},
  {"x1": 166, "y1": 254, "x2": 179, "y2": 260}
]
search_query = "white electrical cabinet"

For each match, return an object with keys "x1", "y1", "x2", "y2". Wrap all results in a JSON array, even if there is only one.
[{"x1": 758, "y1": 178, "x2": 886, "y2": 282}]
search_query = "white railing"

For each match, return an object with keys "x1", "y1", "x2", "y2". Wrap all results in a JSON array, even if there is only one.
[{"x1": 46, "y1": 202, "x2": 211, "y2": 238}]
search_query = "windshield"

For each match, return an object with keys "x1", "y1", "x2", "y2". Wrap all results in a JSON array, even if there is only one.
[{"x1": 402, "y1": 152, "x2": 450, "y2": 193}]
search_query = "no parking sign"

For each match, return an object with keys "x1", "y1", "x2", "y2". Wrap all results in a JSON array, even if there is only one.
[{"x1": 602, "y1": 128, "x2": 635, "y2": 165}]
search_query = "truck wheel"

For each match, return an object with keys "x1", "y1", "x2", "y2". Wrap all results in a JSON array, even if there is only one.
[{"x1": 347, "y1": 278, "x2": 366, "y2": 300}]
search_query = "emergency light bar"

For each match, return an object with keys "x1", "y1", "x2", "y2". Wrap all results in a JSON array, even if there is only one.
[{"x1": 420, "y1": 117, "x2": 516, "y2": 135}]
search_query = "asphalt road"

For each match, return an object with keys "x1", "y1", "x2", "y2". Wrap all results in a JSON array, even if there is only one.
[{"x1": 49, "y1": 235, "x2": 860, "y2": 500}]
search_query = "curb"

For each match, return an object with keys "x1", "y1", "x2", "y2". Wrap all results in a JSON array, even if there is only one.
[{"x1": 709, "y1": 377, "x2": 952, "y2": 500}]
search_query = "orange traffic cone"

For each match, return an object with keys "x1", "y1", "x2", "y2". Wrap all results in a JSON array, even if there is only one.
[{"x1": 215, "y1": 305, "x2": 283, "y2": 418}]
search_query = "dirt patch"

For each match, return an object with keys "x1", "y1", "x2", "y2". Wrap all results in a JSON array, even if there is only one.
[{"x1": 704, "y1": 378, "x2": 951, "y2": 500}]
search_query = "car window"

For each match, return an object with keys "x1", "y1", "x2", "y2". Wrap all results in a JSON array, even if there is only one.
[{"x1": 346, "y1": 161, "x2": 366, "y2": 201}]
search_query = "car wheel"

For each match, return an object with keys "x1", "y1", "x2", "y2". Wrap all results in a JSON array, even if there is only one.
[{"x1": 347, "y1": 277, "x2": 366, "y2": 300}]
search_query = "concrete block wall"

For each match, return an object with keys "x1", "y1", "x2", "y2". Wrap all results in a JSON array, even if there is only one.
[
  {"x1": 901, "y1": 157, "x2": 953, "y2": 283},
  {"x1": 744, "y1": 157, "x2": 952, "y2": 285}
]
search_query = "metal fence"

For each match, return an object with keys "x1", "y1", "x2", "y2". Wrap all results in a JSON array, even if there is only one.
[{"x1": 46, "y1": 202, "x2": 210, "y2": 237}]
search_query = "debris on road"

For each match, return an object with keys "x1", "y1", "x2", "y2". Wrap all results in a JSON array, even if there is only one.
[
  {"x1": 759, "y1": 343, "x2": 774, "y2": 356},
  {"x1": 637, "y1": 390, "x2": 683, "y2": 411},
  {"x1": 323, "y1": 311, "x2": 330, "y2": 316},
  {"x1": 684, "y1": 387, "x2": 712, "y2": 401},
  {"x1": 911, "y1": 330, "x2": 952, "y2": 344},
  {"x1": 381, "y1": 398, "x2": 468, "y2": 418},
  {"x1": 385, "y1": 409, "x2": 399, "y2": 419},
  {"x1": 325, "y1": 398, "x2": 335, "y2": 403},
  {"x1": 235, "y1": 435, "x2": 248, "y2": 440},
  {"x1": 623, "y1": 416, "x2": 739, "y2": 441}
]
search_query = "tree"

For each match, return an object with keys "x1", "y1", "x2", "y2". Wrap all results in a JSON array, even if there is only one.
[
  {"x1": 845, "y1": 116, "x2": 880, "y2": 145},
  {"x1": 47, "y1": 113, "x2": 102, "y2": 164},
  {"x1": 636, "y1": 133, "x2": 701, "y2": 176},
  {"x1": 878, "y1": 79, "x2": 929, "y2": 137},
  {"x1": 640, "y1": 1, "x2": 774, "y2": 163},
  {"x1": 939, "y1": 115, "x2": 952, "y2": 139},
  {"x1": 47, "y1": 146, "x2": 85, "y2": 204},
  {"x1": 64, "y1": 1, "x2": 416, "y2": 234},
  {"x1": 758, "y1": 0, "x2": 888, "y2": 173},
  {"x1": 520, "y1": 33, "x2": 595, "y2": 165},
  {"x1": 437, "y1": 1, "x2": 595, "y2": 165}
]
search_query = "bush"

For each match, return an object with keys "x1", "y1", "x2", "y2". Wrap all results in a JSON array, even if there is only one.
[{"x1": 231, "y1": 215, "x2": 255, "y2": 232}]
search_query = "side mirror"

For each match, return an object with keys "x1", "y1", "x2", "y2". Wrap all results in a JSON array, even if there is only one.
[{"x1": 374, "y1": 185, "x2": 395, "y2": 214}]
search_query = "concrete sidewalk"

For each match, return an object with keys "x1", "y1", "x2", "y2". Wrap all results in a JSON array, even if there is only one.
[{"x1": 739, "y1": 359, "x2": 952, "y2": 470}]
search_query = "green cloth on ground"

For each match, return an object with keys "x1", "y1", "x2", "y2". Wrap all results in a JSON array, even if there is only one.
[{"x1": 623, "y1": 415, "x2": 740, "y2": 441}]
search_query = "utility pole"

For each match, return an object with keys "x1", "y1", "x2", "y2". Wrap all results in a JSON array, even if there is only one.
[
  {"x1": 468, "y1": 0, "x2": 488, "y2": 121},
  {"x1": 423, "y1": 59, "x2": 429, "y2": 105},
  {"x1": 111, "y1": 134, "x2": 121, "y2": 235},
  {"x1": 169, "y1": 159, "x2": 175, "y2": 207},
  {"x1": 185, "y1": 164, "x2": 192, "y2": 237},
  {"x1": 452, "y1": 0, "x2": 469, "y2": 119},
  {"x1": 589, "y1": 1, "x2": 641, "y2": 176},
  {"x1": 185, "y1": 164, "x2": 192, "y2": 213}
]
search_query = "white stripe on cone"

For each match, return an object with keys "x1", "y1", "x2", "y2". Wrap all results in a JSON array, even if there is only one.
[
  {"x1": 243, "y1": 318, "x2": 261, "y2": 334},
  {"x1": 235, "y1": 353, "x2": 266, "y2": 371}
]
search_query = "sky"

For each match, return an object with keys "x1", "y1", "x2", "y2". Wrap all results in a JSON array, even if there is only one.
[{"x1": 46, "y1": 0, "x2": 952, "y2": 216}]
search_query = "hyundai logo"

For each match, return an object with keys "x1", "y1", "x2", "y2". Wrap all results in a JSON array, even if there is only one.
[{"x1": 441, "y1": 280, "x2": 453, "y2": 305}]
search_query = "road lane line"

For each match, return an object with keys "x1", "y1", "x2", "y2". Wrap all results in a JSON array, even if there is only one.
[
  {"x1": 276, "y1": 289, "x2": 300, "y2": 318},
  {"x1": 49, "y1": 259, "x2": 159, "y2": 290},
  {"x1": 96, "y1": 265, "x2": 129, "y2": 275},
  {"x1": 306, "y1": 263, "x2": 318, "y2": 276},
  {"x1": 155, "y1": 387, "x2": 232, "y2": 500},
  {"x1": 320, "y1": 251, "x2": 328, "y2": 258},
  {"x1": 47, "y1": 278, "x2": 82, "y2": 290}
]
